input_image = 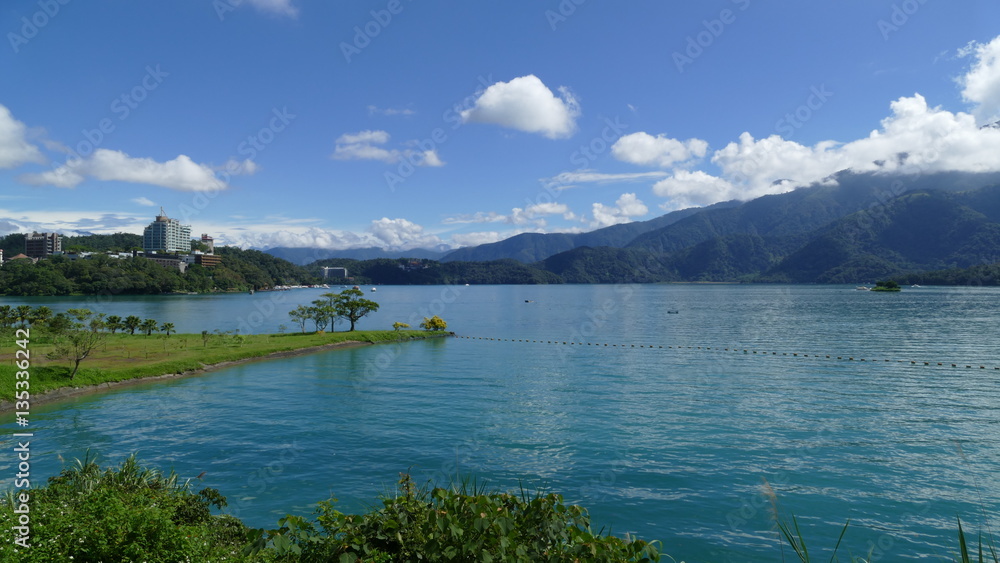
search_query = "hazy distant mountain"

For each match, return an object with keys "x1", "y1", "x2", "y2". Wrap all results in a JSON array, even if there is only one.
[
  {"x1": 440, "y1": 201, "x2": 739, "y2": 263},
  {"x1": 264, "y1": 246, "x2": 449, "y2": 265}
]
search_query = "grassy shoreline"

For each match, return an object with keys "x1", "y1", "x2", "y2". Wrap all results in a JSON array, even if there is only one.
[{"x1": 0, "y1": 329, "x2": 451, "y2": 412}]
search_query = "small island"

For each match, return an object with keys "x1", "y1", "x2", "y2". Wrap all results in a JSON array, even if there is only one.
[{"x1": 870, "y1": 280, "x2": 902, "y2": 292}]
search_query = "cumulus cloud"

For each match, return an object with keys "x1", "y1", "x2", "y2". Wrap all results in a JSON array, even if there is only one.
[
  {"x1": 591, "y1": 193, "x2": 648, "y2": 227},
  {"x1": 332, "y1": 130, "x2": 444, "y2": 167},
  {"x1": 611, "y1": 132, "x2": 708, "y2": 168},
  {"x1": 368, "y1": 217, "x2": 444, "y2": 250},
  {"x1": 0, "y1": 105, "x2": 45, "y2": 169},
  {"x1": 958, "y1": 36, "x2": 1000, "y2": 125},
  {"x1": 18, "y1": 149, "x2": 229, "y2": 191},
  {"x1": 646, "y1": 93, "x2": 1000, "y2": 210},
  {"x1": 652, "y1": 170, "x2": 739, "y2": 210},
  {"x1": 460, "y1": 75, "x2": 580, "y2": 139}
]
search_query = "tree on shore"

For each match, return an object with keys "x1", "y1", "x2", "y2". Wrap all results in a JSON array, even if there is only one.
[
  {"x1": 105, "y1": 315, "x2": 123, "y2": 334},
  {"x1": 333, "y1": 288, "x2": 379, "y2": 331},
  {"x1": 160, "y1": 322, "x2": 175, "y2": 337},
  {"x1": 420, "y1": 316, "x2": 447, "y2": 331},
  {"x1": 140, "y1": 318, "x2": 159, "y2": 336},
  {"x1": 46, "y1": 308, "x2": 107, "y2": 379},
  {"x1": 288, "y1": 306, "x2": 310, "y2": 333}
]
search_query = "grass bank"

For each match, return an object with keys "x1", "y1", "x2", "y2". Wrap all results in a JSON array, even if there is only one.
[{"x1": 0, "y1": 329, "x2": 450, "y2": 410}]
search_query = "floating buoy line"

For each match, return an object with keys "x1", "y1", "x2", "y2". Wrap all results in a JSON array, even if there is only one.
[{"x1": 454, "y1": 335, "x2": 1000, "y2": 371}]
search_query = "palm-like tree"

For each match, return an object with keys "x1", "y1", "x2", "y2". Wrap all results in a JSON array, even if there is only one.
[
  {"x1": 28, "y1": 306, "x2": 53, "y2": 326},
  {"x1": 14, "y1": 305, "x2": 32, "y2": 327},
  {"x1": 0, "y1": 305, "x2": 13, "y2": 329},
  {"x1": 124, "y1": 315, "x2": 142, "y2": 335},
  {"x1": 140, "y1": 319, "x2": 159, "y2": 336},
  {"x1": 105, "y1": 315, "x2": 123, "y2": 334},
  {"x1": 160, "y1": 322, "x2": 175, "y2": 337}
]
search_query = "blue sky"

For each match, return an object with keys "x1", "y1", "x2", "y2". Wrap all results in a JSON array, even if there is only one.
[{"x1": 2, "y1": 1, "x2": 1000, "y2": 251}]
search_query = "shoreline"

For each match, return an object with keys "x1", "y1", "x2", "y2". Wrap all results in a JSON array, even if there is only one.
[{"x1": 0, "y1": 334, "x2": 449, "y2": 414}]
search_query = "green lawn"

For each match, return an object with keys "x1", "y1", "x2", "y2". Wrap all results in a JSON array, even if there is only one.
[{"x1": 0, "y1": 329, "x2": 448, "y2": 402}]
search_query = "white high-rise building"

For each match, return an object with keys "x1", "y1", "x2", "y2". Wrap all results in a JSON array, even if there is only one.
[{"x1": 143, "y1": 208, "x2": 192, "y2": 253}]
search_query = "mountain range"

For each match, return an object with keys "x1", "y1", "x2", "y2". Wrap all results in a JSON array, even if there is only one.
[{"x1": 272, "y1": 170, "x2": 1000, "y2": 284}]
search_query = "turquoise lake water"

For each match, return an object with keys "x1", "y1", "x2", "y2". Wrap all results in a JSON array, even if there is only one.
[{"x1": 2, "y1": 284, "x2": 999, "y2": 561}]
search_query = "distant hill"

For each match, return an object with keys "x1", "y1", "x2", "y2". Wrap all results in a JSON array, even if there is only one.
[
  {"x1": 439, "y1": 201, "x2": 739, "y2": 263},
  {"x1": 264, "y1": 246, "x2": 449, "y2": 265}
]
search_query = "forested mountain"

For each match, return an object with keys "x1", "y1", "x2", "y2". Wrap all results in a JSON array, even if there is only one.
[
  {"x1": 310, "y1": 258, "x2": 561, "y2": 285},
  {"x1": 532, "y1": 173, "x2": 1000, "y2": 284}
]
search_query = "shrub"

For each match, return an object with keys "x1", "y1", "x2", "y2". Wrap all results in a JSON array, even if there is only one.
[
  {"x1": 419, "y1": 315, "x2": 447, "y2": 331},
  {"x1": 258, "y1": 473, "x2": 661, "y2": 562}
]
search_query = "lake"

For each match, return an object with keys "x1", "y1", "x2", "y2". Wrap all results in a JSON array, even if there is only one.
[{"x1": 2, "y1": 284, "x2": 999, "y2": 561}]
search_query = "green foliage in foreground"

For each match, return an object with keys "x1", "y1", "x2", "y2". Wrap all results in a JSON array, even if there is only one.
[
  {"x1": 0, "y1": 456, "x2": 661, "y2": 562},
  {"x1": 0, "y1": 454, "x2": 260, "y2": 562}
]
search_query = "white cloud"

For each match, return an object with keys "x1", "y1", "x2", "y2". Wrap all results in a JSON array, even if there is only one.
[
  {"x1": 541, "y1": 170, "x2": 669, "y2": 190},
  {"x1": 0, "y1": 105, "x2": 45, "y2": 169},
  {"x1": 611, "y1": 132, "x2": 708, "y2": 168},
  {"x1": 643, "y1": 93, "x2": 1000, "y2": 211},
  {"x1": 18, "y1": 149, "x2": 229, "y2": 191},
  {"x1": 444, "y1": 202, "x2": 572, "y2": 228},
  {"x1": 0, "y1": 207, "x2": 150, "y2": 236},
  {"x1": 419, "y1": 149, "x2": 444, "y2": 167},
  {"x1": 368, "y1": 217, "x2": 443, "y2": 250},
  {"x1": 652, "y1": 170, "x2": 739, "y2": 210},
  {"x1": 590, "y1": 193, "x2": 648, "y2": 227},
  {"x1": 220, "y1": 158, "x2": 259, "y2": 176},
  {"x1": 333, "y1": 130, "x2": 444, "y2": 167},
  {"x1": 460, "y1": 75, "x2": 580, "y2": 139},
  {"x1": 246, "y1": 0, "x2": 298, "y2": 17},
  {"x1": 958, "y1": 36, "x2": 1000, "y2": 125},
  {"x1": 131, "y1": 197, "x2": 156, "y2": 206}
]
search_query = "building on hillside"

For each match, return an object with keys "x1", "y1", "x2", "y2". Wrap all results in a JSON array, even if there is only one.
[
  {"x1": 200, "y1": 234, "x2": 215, "y2": 254},
  {"x1": 321, "y1": 267, "x2": 348, "y2": 279},
  {"x1": 181, "y1": 251, "x2": 222, "y2": 268},
  {"x1": 0, "y1": 248, "x2": 3, "y2": 266},
  {"x1": 143, "y1": 208, "x2": 192, "y2": 253},
  {"x1": 195, "y1": 253, "x2": 222, "y2": 268},
  {"x1": 25, "y1": 232, "x2": 62, "y2": 258},
  {"x1": 143, "y1": 253, "x2": 187, "y2": 273},
  {"x1": 8, "y1": 253, "x2": 35, "y2": 263}
]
